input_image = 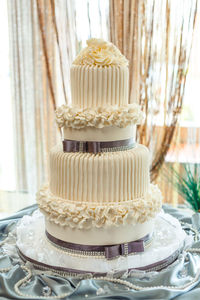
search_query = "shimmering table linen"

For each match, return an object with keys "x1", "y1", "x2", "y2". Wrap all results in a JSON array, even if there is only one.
[{"x1": 0, "y1": 204, "x2": 200, "y2": 300}]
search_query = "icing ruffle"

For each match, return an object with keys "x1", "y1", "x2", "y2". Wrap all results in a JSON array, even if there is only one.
[
  {"x1": 73, "y1": 38, "x2": 128, "y2": 67},
  {"x1": 37, "y1": 184, "x2": 162, "y2": 229},
  {"x1": 55, "y1": 104, "x2": 144, "y2": 129}
]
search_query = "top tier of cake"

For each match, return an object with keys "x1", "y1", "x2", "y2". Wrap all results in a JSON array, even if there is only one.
[
  {"x1": 56, "y1": 39, "x2": 143, "y2": 141},
  {"x1": 70, "y1": 38, "x2": 129, "y2": 108}
]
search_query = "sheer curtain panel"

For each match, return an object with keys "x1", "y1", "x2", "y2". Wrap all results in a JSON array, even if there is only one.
[
  {"x1": 109, "y1": 0, "x2": 198, "y2": 181},
  {"x1": 8, "y1": 0, "x2": 59, "y2": 194}
]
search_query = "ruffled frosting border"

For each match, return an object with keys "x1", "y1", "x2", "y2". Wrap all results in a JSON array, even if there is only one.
[
  {"x1": 37, "y1": 184, "x2": 162, "y2": 229},
  {"x1": 55, "y1": 104, "x2": 144, "y2": 129}
]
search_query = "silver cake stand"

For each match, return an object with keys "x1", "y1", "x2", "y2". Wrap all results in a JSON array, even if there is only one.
[{"x1": 16, "y1": 210, "x2": 188, "y2": 277}]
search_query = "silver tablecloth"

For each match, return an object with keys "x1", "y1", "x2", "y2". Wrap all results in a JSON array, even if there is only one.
[{"x1": 0, "y1": 204, "x2": 200, "y2": 300}]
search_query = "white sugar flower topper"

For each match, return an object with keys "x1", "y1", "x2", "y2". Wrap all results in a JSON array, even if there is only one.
[{"x1": 73, "y1": 38, "x2": 129, "y2": 67}]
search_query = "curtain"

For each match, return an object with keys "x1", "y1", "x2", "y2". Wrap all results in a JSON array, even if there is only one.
[
  {"x1": 109, "y1": 0, "x2": 198, "y2": 182},
  {"x1": 8, "y1": 0, "x2": 109, "y2": 195},
  {"x1": 160, "y1": 11, "x2": 200, "y2": 204},
  {"x1": 8, "y1": 0, "x2": 59, "y2": 194},
  {"x1": 110, "y1": 0, "x2": 140, "y2": 105},
  {"x1": 36, "y1": 0, "x2": 77, "y2": 106}
]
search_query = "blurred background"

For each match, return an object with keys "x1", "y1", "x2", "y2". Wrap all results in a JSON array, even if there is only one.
[{"x1": 0, "y1": 0, "x2": 199, "y2": 217}]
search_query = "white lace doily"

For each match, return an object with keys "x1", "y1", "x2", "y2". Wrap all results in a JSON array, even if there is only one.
[{"x1": 16, "y1": 210, "x2": 187, "y2": 274}]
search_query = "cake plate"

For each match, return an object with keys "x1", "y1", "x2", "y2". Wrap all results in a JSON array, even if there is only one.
[{"x1": 16, "y1": 210, "x2": 187, "y2": 277}]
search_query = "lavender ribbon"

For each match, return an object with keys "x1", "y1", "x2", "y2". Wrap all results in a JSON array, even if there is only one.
[
  {"x1": 105, "y1": 241, "x2": 144, "y2": 259},
  {"x1": 46, "y1": 231, "x2": 151, "y2": 260},
  {"x1": 63, "y1": 138, "x2": 135, "y2": 154}
]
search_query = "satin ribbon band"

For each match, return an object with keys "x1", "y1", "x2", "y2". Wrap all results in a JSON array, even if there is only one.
[
  {"x1": 18, "y1": 246, "x2": 180, "y2": 275},
  {"x1": 63, "y1": 138, "x2": 135, "y2": 154},
  {"x1": 46, "y1": 231, "x2": 153, "y2": 260}
]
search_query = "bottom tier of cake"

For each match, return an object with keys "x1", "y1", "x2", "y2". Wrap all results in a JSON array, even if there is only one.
[
  {"x1": 16, "y1": 210, "x2": 187, "y2": 276},
  {"x1": 45, "y1": 218, "x2": 154, "y2": 245},
  {"x1": 37, "y1": 184, "x2": 162, "y2": 245}
]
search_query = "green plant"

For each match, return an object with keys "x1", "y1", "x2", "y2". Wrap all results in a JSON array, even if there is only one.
[{"x1": 164, "y1": 164, "x2": 200, "y2": 212}]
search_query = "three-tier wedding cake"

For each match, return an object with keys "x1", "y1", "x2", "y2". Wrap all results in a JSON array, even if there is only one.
[
  {"x1": 38, "y1": 38, "x2": 162, "y2": 247},
  {"x1": 17, "y1": 39, "x2": 186, "y2": 275}
]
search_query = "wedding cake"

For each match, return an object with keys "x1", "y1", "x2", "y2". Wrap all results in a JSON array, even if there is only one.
[
  {"x1": 16, "y1": 39, "x2": 186, "y2": 275},
  {"x1": 37, "y1": 38, "x2": 161, "y2": 251}
]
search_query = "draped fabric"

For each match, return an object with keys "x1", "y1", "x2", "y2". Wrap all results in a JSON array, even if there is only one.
[
  {"x1": 8, "y1": 0, "x2": 59, "y2": 194},
  {"x1": 109, "y1": 0, "x2": 140, "y2": 105},
  {"x1": 8, "y1": 0, "x2": 78, "y2": 194},
  {"x1": 109, "y1": 0, "x2": 198, "y2": 182},
  {"x1": 8, "y1": 0, "x2": 109, "y2": 195},
  {"x1": 160, "y1": 12, "x2": 200, "y2": 205},
  {"x1": 36, "y1": 0, "x2": 77, "y2": 106},
  {"x1": 1, "y1": 204, "x2": 200, "y2": 299}
]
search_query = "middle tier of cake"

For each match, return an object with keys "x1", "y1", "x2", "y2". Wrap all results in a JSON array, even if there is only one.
[{"x1": 50, "y1": 144, "x2": 149, "y2": 203}]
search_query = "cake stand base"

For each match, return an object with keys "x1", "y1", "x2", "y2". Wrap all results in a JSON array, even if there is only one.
[{"x1": 16, "y1": 210, "x2": 187, "y2": 277}]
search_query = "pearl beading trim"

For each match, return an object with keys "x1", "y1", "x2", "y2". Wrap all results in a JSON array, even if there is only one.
[
  {"x1": 0, "y1": 267, "x2": 12, "y2": 273},
  {"x1": 93, "y1": 261, "x2": 200, "y2": 291},
  {"x1": 98, "y1": 144, "x2": 135, "y2": 152},
  {"x1": 1, "y1": 217, "x2": 199, "y2": 298},
  {"x1": 45, "y1": 235, "x2": 105, "y2": 260},
  {"x1": 77, "y1": 142, "x2": 135, "y2": 153},
  {"x1": 187, "y1": 248, "x2": 200, "y2": 253},
  {"x1": 8, "y1": 248, "x2": 200, "y2": 299},
  {"x1": 45, "y1": 234, "x2": 154, "y2": 260},
  {"x1": 14, "y1": 265, "x2": 73, "y2": 299}
]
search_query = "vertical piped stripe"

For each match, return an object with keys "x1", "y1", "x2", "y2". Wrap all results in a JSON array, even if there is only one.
[
  {"x1": 94, "y1": 155, "x2": 98, "y2": 202},
  {"x1": 109, "y1": 154, "x2": 114, "y2": 203},
  {"x1": 93, "y1": 67, "x2": 98, "y2": 107},
  {"x1": 104, "y1": 155, "x2": 109, "y2": 203},
  {"x1": 87, "y1": 156, "x2": 93, "y2": 202},
  {"x1": 111, "y1": 67, "x2": 116, "y2": 106},
  {"x1": 123, "y1": 151, "x2": 128, "y2": 202},
  {"x1": 102, "y1": 67, "x2": 107, "y2": 107},
  {"x1": 115, "y1": 67, "x2": 119, "y2": 106},
  {"x1": 88, "y1": 67, "x2": 93, "y2": 107},
  {"x1": 119, "y1": 152, "x2": 123, "y2": 202},
  {"x1": 70, "y1": 65, "x2": 129, "y2": 108},
  {"x1": 107, "y1": 67, "x2": 112, "y2": 104},
  {"x1": 127, "y1": 151, "x2": 131, "y2": 201},
  {"x1": 49, "y1": 144, "x2": 150, "y2": 203},
  {"x1": 97, "y1": 68, "x2": 102, "y2": 106}
]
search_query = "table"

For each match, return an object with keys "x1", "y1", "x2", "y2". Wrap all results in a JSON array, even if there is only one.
[{"x1": 0, "y1": 204, "x2": 200, "y2": 300}]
